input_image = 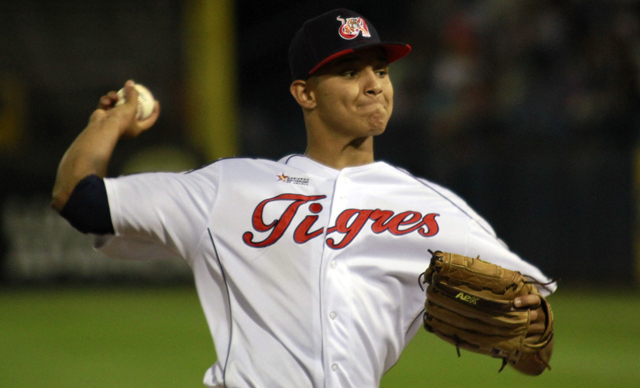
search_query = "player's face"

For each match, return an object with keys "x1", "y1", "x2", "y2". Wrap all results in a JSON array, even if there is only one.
[{"x1": 308, "y1": 48, "x2": 393, "y2": 139}]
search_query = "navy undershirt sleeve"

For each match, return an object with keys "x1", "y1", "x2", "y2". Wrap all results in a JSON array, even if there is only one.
[{"x1": 60, "y1": 175, "x2": 115, "y2": 235}]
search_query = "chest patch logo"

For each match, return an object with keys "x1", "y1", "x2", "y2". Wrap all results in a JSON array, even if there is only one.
[
  {"x1": 243, "y1": 193, "x2": 440, "y2": 249},
  {"x1": 277, "y1": 173, "x2": 309, "y2": 186}
]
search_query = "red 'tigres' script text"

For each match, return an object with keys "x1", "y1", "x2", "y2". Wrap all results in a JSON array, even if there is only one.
[{"x1": 242, "y1": 194, "x2": 440, "y2": 249}]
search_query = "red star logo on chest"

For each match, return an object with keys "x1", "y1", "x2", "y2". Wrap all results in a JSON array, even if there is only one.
[{"x1": 277, "y1": 173, "x2": 289, "y2": 182}]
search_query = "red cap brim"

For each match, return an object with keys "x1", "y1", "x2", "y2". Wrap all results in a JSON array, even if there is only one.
[{"x1": 308, "y1": 43, "x2": 411, "y2": 77}]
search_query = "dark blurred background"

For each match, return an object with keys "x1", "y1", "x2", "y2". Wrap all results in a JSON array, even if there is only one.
[{"x1": 1, "y1": 0, "x2": 638, "y2": 286}]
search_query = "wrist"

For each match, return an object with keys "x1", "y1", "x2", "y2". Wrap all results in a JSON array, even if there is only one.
[{"x1": 88, "y1": 109, "x2": 133, "y2": 139}]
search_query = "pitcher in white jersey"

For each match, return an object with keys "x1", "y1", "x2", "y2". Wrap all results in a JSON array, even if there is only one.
[{"x1": 51, "y1": 8, "x2": 556, "y2": 387}]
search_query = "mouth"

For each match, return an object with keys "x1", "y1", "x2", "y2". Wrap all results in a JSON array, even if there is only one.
[{"x1": 358, "y1": 101, "x2": 386, "y2": 111}]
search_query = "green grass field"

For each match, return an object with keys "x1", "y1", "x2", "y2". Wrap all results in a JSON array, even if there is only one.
[{"x1": 1, "y1": 285, "x2": 638, "y2": 387}]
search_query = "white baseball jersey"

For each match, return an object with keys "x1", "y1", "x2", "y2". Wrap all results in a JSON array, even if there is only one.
[{"x1": 95, "y1": 154, "x2": 556, "y2": 388}]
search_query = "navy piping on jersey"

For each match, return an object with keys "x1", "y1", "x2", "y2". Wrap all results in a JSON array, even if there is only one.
[
  {"x1": 283, "y1": 154, "x2": 304, "y2": 164},
  {"x1": 396, "y1": 167, "x2": 555, "y2": 292},
  {"x1": 283, "y1": 157, "x2": 496, "y2": 238},
  {"x1": 207, "y1": 228, "x2": 232, "y2": 387},
  {"x1": 283, "y1": 158, "x2": 515, "y2": 323},
  {"x1": 392, "y1": 166, "x2": 497, "y2": 238}
]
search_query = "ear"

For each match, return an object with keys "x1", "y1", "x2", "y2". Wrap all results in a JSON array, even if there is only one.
[{"x1": 290, "y1": 80, "x2": 316, "y2": 110}]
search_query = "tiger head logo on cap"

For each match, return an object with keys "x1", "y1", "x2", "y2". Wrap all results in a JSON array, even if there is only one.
[
  {"x1": 337, "y1": 16, "x2": 371, "y2": 40},
  {"x1": 288, "y1": 8, "x2": 411, "y2": 80}
]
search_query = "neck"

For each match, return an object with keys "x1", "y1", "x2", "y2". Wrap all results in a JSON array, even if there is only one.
[{"x1": 304, "y1": 134, "x2": 375, "y2": 170}]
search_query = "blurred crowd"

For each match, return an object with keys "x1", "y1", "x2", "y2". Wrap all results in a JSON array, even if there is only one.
[{"x1": 390, "y1": 0, "x2": 639, "y2": 175}]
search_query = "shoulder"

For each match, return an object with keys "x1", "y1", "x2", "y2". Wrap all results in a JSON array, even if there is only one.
[
  {"x1": 179, "y1": 156, "x2": 307, "y2": 191},
  {"x1": 381, "y1": 162, "x2": 498, "y2": 236},
  {"x1": 183, "y1": 156, "x2": 282, "y2": 179},
  {"x1": 378, "y1": 162, "x2": 469, "y2": 203},
  {"x1": 190, "y1": 156, "x2": 284, "y2": 172}
]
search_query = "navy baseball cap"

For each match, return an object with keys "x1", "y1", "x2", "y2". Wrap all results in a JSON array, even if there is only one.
[{"x1": 288, "y1": 9, "x2": 411, "y2": 80}]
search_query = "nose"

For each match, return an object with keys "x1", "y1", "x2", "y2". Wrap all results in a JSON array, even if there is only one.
[{"x1": 363, "y1": 68, "x2": 382, "y2": 96}]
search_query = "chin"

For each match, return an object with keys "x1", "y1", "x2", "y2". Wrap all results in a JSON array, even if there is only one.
[{"x1": 367, "y1": 115, "x2": 389, "y2": 134}]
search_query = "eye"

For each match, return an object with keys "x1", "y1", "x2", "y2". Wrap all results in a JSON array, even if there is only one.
[
  {"x1": 342, "y1": 70, "x2": 357, "y2": 78},
  {"x1": 375, "y1": 68, "x2": 389, "y2": 77}
]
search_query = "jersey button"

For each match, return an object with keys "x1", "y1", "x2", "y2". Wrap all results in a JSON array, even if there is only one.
[
  {"x1": 330, "y1": 261, "x2": 337, "y2": 269},
  {"x1": 329, "y1": 311, "x2": 337, "y2": 320},
  {"x1": 332, "y1": 363, "x2": 339, "y2": 371}
]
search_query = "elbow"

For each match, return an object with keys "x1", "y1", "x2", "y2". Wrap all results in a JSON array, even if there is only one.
[
  {"x1": 51, "y1": 170, "x2": 93, "y2": 213},
  {"x1": 50, "y1": 187, "x2": 71, "y2": 214},
  {"x1": 51, "y1": 175, "x2": 114, "y2": 235}
]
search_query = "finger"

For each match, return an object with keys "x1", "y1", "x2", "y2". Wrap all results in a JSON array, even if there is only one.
[
  {"x1": 527, "y1": 321, "x2": 547, "y2": 336},
  {"x1": 97, "y1": 91, "x2": 120, "y2": 110},
  {"x1": 98, "y1": 96, "x2": 109, "y2": 109},
  {"x1": 136, "y1": 100, "x2": 161, "y2": 130},
  {"x1": 98, "y1": 95, "x2": 114, "y2": 109},
  {"x1": 524, "y1": 333, "x2": 543, "y2": 345},
  {"x1": 114, "y1": 81, "x2": 140, "y2": 119},
  {"x1": 515, "y1": 294, "x2": 541, "y2": 309},
  {"x1": 123, "y1": 80, "x2": 139, "y2": 108}
]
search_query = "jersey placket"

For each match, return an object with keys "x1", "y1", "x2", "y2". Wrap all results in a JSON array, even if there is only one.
[{"x1": 321, "y1": 173, "x2": 355, "y2": 386}]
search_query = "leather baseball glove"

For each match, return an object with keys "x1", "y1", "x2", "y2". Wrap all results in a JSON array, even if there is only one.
[{"x1": 419, "y1": 250, "x2": 554, "y2": 372}]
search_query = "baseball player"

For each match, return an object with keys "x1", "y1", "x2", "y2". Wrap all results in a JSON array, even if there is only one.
[{"x1": 51, "y1": 9, "x2": 555, "y2": 387}]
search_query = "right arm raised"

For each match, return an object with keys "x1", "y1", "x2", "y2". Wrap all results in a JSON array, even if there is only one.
[{"x1": 51, "y1": 80, "x2": 160, "y2": 212}]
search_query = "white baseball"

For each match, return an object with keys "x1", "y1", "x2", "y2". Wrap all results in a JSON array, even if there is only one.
[{"x1": 115, "y1": 83, "x2": 156, "y2": 120}]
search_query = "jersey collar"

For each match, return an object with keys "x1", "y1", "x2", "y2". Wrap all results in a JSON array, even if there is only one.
[{"x1": 279, "y1": 154, "x2": 386, "y2": 179}]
